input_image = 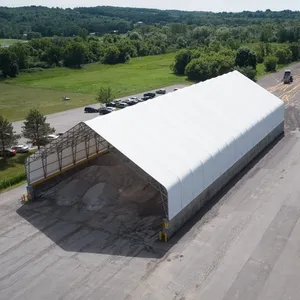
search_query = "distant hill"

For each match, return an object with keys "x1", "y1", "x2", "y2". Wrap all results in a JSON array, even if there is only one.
[{"x1": 1, "y1": 6, "x2": 300, "y2": 39}]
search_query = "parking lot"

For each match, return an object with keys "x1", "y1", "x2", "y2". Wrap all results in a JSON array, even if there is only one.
[{"x1": 12, "y1": 84, "x2": 188, "y2": 146}]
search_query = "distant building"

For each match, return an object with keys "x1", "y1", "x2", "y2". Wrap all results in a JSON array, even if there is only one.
[
  {"x1": 89, "y1": 32, "x2": 96, "y2": 36},
  {"x1": 111, "y1": 30, "x2": 119, "y2": 34}
]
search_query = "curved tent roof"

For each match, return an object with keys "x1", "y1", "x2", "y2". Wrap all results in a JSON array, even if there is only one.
[{"x1": 85, "y1": 71, "x2": 284, "y2": 219}]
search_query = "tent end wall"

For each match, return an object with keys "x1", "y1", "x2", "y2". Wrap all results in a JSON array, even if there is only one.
[
  {"x1": 29, "y1": 151, "x2": 108, "y2": 199},
  {"x1": 167, "y1": 121, "x2": 284, "y2": 238}
]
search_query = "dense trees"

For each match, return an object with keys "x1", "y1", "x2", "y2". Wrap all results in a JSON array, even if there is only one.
[
  {"x1": 184, "y1": 50, "x2": 235, "y2": 81},
  {"x1": 63, "y1": 41, "x2": 88, "y2": 68},
  {"x1": 0, "y1": 48, "x2": 19, "y2": 77},
  {"x1": 1, "y1": 6, "x2": 300, "y2": 81},
  {"x1": 235, "y1": 47, "x2": 257, "y2": 70},
  {"x1": 172, "y1": 50, "x2": 192, "y2": 75},
  {"x1": 264, "y1": 56, "x2": 277, "y2": 72},
  {"x1": 275, "y1": 45, "x2": 292, "y2": 64},
  {"x1": 2, "y1": 6, "x2": 300, "y2": 40}
]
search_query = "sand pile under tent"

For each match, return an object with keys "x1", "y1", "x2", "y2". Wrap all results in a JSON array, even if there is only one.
[{"x1": 41, "y1": 153, "x2": 165, "y2": 235}]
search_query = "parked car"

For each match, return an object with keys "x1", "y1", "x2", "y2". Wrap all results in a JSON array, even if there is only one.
[
  {"x1": 127, "y1": 99, "x2": 138, "y2": 106},
  {"x1": 143, "y1": 92, "x2": 156, "y2": 98},
  {"x1": 173, "y1": 88, "x2": 178, "y2": 91},
  {"x1": 11, "y1": 145, "x2": 29, "y2": 153},
  {"x1": 84, "y1": 106, "x2": 99, "y2": 113},
  {"x1": 156, "y1": 89, "x2": 166, "y2": 94},
  {"x1": 106, "y1": 101, "x2": 117, "y2": 107},
  {"x1": 141, "y1": 96, "x2": 151, "y2": 101},
  {"x1": 99, "y1": 107, "x2": 115, "y2": 115},
  {"x1": 46, "y1": 134, "x2": 59, "y2": 141},
  {"x1": 115, "y1": 102, "x2": 128, "y2": 109},
  {"x1": 0, "y1": 148, "x2": 16, "y2": 157}
]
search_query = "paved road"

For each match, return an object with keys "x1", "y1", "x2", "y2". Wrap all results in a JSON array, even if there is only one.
[
  {"x1": 1, "y1": 67, "x2": 300, "y2": 299},
  {"x1": 258, "y1": 62, "x2": 300, "y2": 132},
  {"x1": 13, "y1": 84, "x2": 187, "y2": 145}
]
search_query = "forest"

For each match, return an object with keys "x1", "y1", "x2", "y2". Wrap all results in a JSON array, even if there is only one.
[
  {"x1": 1, "y1": 6, "x2": 300, "y2": 81},
  {"x1": 2, "y1": 6, "x2": 300, "y2": 38}
]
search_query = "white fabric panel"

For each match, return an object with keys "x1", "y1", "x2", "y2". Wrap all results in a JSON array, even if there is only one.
[
  {"x1": 46, "y1": 152, "x2": 59, "y2": 175},
  {"x1": 62, "y1": 147, "x2": 73, "y2": 169},
  {"x1": 29, "y1": 159, "x2": 45, "y2": 183},
  {"x1": 84, "y1": 71, "x2": 284, "y2": 219}
]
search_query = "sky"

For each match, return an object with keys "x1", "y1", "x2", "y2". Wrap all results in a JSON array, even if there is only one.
[{"x1": 1, "y1": 0, "x2": 299, "y2": 13}]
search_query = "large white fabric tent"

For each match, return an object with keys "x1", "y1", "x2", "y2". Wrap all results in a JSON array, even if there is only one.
[{"x1": 26, "y1": 71, "x2": 284, "y2": 221}]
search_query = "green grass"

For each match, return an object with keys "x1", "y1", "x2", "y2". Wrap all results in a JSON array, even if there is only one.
[
  {"x1": 0, "y1": 83, "x2": 96, "y2": 121},
  {"x1": 1, "y1": 53, "x2": 188, "y2": 121},
  {"x1": 256, "y1": 62, "x2": 292, "y2": 79},
  {"x1": 9, "y1": 53, "x2": 187, "y2": 94},
  {"x1": 0, "y1": 151, "x2": 33, "y2": 191},
  {"x1": 0, "y1": 39, "x2": 27, "y2": 46}
]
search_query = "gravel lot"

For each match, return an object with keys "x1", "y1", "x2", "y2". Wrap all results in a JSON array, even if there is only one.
[{"x1": 1, "y1": 68, "x2": 300, "y2": 300}]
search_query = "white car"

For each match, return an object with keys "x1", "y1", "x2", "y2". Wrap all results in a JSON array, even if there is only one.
[
  {"x1": 11, "y1": 145, "x2": 30, "y2": 153},
  {"x1": 46, "y1": 134, "x2": 59, "y2": 141}
]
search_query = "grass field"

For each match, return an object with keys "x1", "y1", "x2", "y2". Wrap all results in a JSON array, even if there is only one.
[
  {"x1": 1, "y1": 53, "x2": 188, "y2": 121},
  {"x1": 1, "y1": 83, "x2": 96, "y2": 122},
  {"x1": 0, "y1": 152, "x2": 32, "y2": 191},
  {"x1": 0, "y1": 39, "x2": 27, "y2": 46},
  {"x1": 10, "y1": 53, "x2": 186, "y2": 94},
  {"x1": 0, "y1": 51, "x2": 290, "y2": 122}
]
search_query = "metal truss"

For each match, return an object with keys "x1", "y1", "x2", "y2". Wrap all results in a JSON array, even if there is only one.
[
  {"x1": 25, "y1": 122, "x2": 109, "y2": 182},
  {"x1": 109, "y1": 147, "x2": 169, "y2": 218},
  {"x1": 25, "y1": 122, "x2": 169, "y2": 218}
]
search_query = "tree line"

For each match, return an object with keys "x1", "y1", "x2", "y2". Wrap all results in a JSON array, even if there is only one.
[
  {"x1": 2, "y1": 6, "x2": 300, "y2": 39},
  {"x1": 172, "y1": 41, "x2": 300, "y2": 82},
  {"x1": 1, "y1": 20, "x2": 300, "y2": 78},
  {"x1": 1, "y1": 6, "x2": 300, "y2": 80}
]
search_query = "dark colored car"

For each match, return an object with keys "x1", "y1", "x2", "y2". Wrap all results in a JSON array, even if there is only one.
[
  {"x1": 106, "y1": 101, "x2": 117, "y2": 107},
  {"x1": 143, "y1": 92, "x2": 156, "y2": 98},
  {"x1": 127, "y1": 100, "x2": 138, "y2": 106},
  {"x1": 99, "y1": 107, "x2": 115, "y2": 115},
  {"x1": 84, "y1": 107, "x2": 99, "y2": 113},
  {"x1": 115, "y1": 102, "x2": 128, "y2": 109},
  {"x1": 141, "y1": 96, "x2": 151, "y2": 101},
  {"x1": 0, "y1": 148, "x2": 16, "y2": 157},
  {"x1": 156, "y1": 89, "x2": 166, "y2": 94}
]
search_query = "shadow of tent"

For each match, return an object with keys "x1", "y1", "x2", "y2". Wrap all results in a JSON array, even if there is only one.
[{"x1": 16, "y1": 133, "x2": 283, "y2": 259}]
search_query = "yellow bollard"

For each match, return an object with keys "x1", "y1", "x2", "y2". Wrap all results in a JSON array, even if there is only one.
[
  {"x1": 159, "y1": 231, "x2": 162, "y2": 240},
  {"x1": 164, "y1": 232, "x2": 168, "y2": 242}
]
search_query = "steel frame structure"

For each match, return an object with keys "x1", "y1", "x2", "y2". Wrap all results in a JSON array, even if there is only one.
[
  {"x1": 25, "y1": 122, "x2": 109, "y2": 183},
  {"x1": 25, "y1": 122, "x2": 169, "y2": 218}
]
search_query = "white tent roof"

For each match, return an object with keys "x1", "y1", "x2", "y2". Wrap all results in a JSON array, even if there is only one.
[{"x1": 85, "y1": 71, "x2": 284, "y2": 219}]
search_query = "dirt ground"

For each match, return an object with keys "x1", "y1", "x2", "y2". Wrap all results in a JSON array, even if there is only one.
[
  {"x1": 1, "y1": 65, "x2": 300, "y2": 300},
  {"x1": 35, "y1": 153, "x2": 164, "y2": 244}
]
